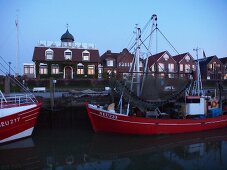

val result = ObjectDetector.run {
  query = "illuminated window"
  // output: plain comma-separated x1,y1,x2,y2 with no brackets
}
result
39,63,48,74
158,63,164,72
51,64,59,74
168,63,174,72
77,63,84,74
107,60,114,67
185,64,190,73
180,64,183,71
24,64,34,74
88,65,95,75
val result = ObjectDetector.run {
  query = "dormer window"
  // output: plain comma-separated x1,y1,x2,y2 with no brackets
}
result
45,49,54,60
64,49,72,60
82,50,90,61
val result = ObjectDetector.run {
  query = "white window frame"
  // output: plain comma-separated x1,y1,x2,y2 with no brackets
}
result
82,50,90,61
168,63,174,72
77,63,84,75
45,49,54,60
39,63,48,75
180,64,183,72
107,60,114,67
51,64,59,74
64,49,72,60
88,65,95,75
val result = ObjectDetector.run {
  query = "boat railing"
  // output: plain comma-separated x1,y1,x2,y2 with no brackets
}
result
0,93,37,109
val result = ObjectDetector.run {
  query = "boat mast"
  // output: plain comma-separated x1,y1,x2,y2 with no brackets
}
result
135,25,141,96
192,47,203,96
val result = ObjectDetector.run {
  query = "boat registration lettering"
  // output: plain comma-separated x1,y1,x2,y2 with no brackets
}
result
0,117,21,128
99,112,117,120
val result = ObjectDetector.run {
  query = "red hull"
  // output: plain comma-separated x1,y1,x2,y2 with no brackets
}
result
0,102,42,144
86,103,227,135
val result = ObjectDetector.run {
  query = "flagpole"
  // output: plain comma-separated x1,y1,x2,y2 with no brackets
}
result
15,14,19,76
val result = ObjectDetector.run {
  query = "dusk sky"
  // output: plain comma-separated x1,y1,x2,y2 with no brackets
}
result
0,0,227,74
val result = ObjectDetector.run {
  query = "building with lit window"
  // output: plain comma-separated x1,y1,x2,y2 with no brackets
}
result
32,29,100,79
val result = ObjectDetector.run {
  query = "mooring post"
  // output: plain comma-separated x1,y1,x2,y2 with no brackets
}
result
50,77,54,111
4,76,10,94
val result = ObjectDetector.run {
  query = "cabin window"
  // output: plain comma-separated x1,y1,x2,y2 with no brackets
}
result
51,64,59,74
45,49,54,60
39,63,48,74
88,65,95,75
82,50,90,61
186,98,200,103
64,49,72,60
77,63,84,74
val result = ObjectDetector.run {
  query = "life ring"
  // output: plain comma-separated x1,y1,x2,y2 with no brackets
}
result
211,100,218,107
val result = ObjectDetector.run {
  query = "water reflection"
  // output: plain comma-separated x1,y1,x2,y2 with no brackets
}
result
1,108,227,170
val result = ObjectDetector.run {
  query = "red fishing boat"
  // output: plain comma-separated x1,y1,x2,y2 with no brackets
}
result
85,15,227,135
0,58,42,144
0,91,42,144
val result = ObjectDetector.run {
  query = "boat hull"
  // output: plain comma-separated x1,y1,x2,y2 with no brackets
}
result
86,103,227,135
0,102,42,144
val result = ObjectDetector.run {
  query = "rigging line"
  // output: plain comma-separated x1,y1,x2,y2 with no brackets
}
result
139,28,157,50
0,66,29,93
139,39,152,56
157,28,179,54
0,56,17,75
126,34,136,50
0,56,33,94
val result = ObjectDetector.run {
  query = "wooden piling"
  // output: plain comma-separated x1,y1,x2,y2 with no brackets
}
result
50,77,54,111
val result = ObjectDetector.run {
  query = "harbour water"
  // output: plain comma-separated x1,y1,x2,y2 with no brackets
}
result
1,107,227,170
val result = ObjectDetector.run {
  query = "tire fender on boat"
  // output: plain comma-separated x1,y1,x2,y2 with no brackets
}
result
211,100,218,108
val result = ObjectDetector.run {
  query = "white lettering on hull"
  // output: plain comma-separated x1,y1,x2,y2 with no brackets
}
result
0,117,20,128
99,111,117,120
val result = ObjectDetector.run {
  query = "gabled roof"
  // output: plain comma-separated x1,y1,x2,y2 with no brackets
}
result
117,48,134,62
147,51,176,67
32,47,100,62
173,53,191,62
100,50,119,61
219,57,227,64
147,51,166,67
197,56,214,64
197,55,223,70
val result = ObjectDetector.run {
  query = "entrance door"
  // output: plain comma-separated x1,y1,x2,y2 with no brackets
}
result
65,66,72,79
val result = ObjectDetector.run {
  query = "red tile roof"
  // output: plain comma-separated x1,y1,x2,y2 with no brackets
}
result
147,51,166,67
32,47,100,62
172,53,188,62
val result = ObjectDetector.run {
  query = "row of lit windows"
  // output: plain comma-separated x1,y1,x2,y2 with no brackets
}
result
39,64,95,75
150,63,195,73
45,49,90,61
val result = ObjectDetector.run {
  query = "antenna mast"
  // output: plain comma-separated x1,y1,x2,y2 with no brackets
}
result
15,12,19,76
192,47,203,96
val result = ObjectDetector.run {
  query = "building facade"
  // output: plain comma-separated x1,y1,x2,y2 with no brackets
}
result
32,29,100,79
198,56,223,80
147,51,177,78
173,53,195,79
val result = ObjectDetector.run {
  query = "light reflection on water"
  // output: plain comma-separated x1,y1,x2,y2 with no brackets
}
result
1,108,227,170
